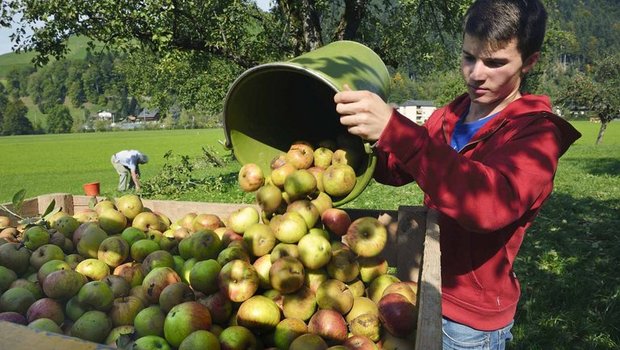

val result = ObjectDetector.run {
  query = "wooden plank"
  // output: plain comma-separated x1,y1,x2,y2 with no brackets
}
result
0,321,114,350
395,206,427,283
415,208,442,350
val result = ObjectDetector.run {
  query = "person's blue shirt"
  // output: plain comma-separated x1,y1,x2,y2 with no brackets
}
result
450,112,499,152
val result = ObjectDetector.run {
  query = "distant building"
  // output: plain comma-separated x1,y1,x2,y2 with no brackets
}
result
97,110,114,120
398,100,436,125
137,108,160,122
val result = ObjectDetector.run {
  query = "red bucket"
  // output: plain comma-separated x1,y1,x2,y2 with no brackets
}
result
83,182,100,196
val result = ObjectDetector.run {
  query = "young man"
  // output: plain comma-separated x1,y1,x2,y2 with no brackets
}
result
111,149,149,191
334,0,581,348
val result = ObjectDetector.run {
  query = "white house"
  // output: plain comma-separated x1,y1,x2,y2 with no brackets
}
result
398,100,436,125
97,111,114,120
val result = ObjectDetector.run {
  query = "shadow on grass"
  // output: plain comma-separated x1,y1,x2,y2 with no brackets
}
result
563,157,620,177
510,192,620,350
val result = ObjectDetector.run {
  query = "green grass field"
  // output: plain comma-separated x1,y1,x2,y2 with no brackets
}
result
0,128,231,203
0,121,618,348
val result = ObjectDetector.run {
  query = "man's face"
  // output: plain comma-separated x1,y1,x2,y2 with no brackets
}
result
461,34,533,107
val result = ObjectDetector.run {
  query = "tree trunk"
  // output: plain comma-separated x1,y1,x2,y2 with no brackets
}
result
334,0,368,41
596,119,607,145
278,0,323,55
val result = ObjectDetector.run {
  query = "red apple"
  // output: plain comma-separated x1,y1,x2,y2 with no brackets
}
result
377,293,417,338
307,309,348,344
321,208,352,237
238,163,265,192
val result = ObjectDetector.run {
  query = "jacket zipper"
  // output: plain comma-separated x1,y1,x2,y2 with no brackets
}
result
447,118,510,154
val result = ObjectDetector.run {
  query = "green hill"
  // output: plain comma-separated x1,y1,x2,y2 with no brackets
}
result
0,36,97,78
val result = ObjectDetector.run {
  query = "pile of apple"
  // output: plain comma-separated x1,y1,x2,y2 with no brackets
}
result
0,142,418,350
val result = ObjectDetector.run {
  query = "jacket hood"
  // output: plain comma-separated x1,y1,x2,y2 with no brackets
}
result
445,93,581,155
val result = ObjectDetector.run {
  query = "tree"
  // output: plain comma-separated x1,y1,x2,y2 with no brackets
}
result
558,54,620,145
46,105,73,134
1,0,468,114
2,99,33,135
0,84,8,134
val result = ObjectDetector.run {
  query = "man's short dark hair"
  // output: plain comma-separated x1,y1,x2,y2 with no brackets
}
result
463,0,548,60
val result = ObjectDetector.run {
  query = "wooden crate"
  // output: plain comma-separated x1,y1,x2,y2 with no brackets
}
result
0,193,441,350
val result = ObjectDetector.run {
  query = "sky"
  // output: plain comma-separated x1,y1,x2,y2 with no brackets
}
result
0,0,273,55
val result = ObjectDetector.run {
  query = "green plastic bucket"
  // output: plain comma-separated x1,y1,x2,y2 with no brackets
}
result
223,40,390,206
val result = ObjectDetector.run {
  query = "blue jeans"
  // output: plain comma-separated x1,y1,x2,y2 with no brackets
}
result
442,318,514,350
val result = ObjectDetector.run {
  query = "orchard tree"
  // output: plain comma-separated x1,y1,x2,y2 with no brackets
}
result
46,105,73,134
1,0,469,114
558,54,620,145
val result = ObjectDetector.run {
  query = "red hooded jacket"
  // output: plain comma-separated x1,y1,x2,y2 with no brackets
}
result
373,93,581,330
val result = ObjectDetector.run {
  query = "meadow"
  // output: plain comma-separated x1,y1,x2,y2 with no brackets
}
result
0,121,618,348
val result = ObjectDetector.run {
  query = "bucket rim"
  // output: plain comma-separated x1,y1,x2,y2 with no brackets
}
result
222,62,339,149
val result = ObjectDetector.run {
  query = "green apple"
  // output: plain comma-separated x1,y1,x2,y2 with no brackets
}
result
37,259,71,285
178,330,220,350
108,295,145,327
283,169,317,200
227,206,260,234
286,199,320,229
315,279,354,315
158,282,195,313
0,266,17,294
322,164,357,198
326,248,359,283
132,335,171,350
28,318,62,333
236,295,281,331
131,239,161,262
218,325,258,350
98,208,128,235
141,250,175,275
343,217,388,258
297,233,331,270
178,230,222,261
98,236,130,268
52,214,80,238
22,225,50,250
132,212,163,232
272,318,307,350
218,259,259,303
189,259,221,295
29,244,65,271
121,227,148,246
272,212,307,244
76,280,115,311
115,194,144,220
282,285,317,321
243,223,276,258
0,243,31,276
75,258,110,281
70,310,113,343
0,287,35,314
134,305,166,338
74,222,108,259
269,256,305,294
163,301,212,348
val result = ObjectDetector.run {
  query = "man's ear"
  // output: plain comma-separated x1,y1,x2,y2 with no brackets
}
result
522,52,540,74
